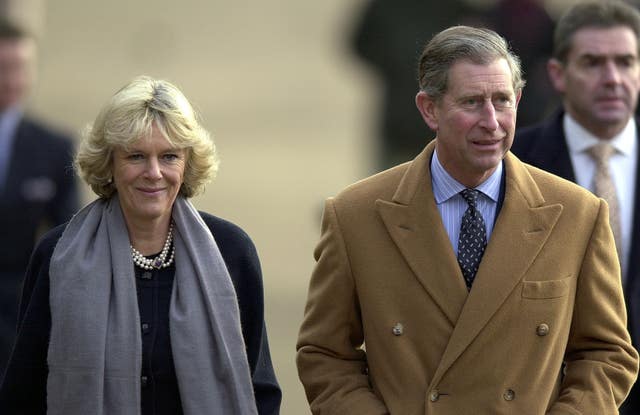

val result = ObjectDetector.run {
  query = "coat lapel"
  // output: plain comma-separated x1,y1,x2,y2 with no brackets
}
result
377,142,468,325
428,152,563,388
524,110,575,182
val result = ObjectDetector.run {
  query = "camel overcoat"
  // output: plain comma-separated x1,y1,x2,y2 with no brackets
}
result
297,141,639,415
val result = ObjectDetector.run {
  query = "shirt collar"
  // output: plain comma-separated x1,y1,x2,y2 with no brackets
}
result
431,148,502,204
564,112,636,157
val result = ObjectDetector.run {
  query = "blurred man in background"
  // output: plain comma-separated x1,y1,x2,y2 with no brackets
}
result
0,18,78,381
350,0,483,171
511,2,640,411
351,0,555,172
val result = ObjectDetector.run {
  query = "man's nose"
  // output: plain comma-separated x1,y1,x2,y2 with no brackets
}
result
603,60,622,84
479,101,499,130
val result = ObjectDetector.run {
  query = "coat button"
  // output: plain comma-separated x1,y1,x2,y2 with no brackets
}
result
141,323,150,334
503,389,515,401
429,390,440,402
536,323,550,336
392,323,403,336
141,375,149,388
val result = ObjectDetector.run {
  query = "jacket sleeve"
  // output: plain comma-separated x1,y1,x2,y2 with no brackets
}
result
548,200,639,414
211,216,282,415
296,199,389,414
237,244,282,415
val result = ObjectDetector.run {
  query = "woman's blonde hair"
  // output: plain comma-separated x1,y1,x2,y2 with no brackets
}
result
75,76,218,198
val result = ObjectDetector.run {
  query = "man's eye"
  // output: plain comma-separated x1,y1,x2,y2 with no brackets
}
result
583,57,602,67
618,57,637,68
494,96,513,107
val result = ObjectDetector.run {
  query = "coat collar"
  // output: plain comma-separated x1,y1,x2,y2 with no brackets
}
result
376,140,563,386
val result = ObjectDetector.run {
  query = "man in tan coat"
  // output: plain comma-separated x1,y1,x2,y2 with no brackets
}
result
296,25,639,414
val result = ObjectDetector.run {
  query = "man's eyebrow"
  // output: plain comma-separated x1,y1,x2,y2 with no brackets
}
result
578,52,636,59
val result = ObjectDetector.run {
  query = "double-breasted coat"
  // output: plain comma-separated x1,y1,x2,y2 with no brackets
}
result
297,140,638,414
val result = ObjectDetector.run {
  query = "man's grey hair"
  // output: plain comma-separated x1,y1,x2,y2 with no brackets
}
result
418,25,525,101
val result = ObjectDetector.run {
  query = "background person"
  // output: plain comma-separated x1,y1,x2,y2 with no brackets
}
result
350,0,483,171
0,76,281,414
0,18,79,382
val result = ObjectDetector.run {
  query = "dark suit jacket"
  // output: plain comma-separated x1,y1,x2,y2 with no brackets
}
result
512,109,640,412
0,211,282,415
0,117,79,272
0,116,79,380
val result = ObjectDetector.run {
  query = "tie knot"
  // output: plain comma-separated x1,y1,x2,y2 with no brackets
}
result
588,142,616,164
460,189,481,207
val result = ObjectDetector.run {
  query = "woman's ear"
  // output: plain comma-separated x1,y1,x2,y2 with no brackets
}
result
415,91,439,131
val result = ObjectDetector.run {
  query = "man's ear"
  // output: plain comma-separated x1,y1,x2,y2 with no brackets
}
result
547,58,566,94
416,91,439,131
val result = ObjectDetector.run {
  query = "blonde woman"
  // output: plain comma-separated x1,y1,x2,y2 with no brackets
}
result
0,76,281,415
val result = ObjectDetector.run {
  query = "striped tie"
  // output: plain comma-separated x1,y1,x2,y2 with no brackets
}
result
588,143,622,259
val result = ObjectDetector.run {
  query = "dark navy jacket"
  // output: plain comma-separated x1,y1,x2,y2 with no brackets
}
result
0,117,79,380
0,211,282,414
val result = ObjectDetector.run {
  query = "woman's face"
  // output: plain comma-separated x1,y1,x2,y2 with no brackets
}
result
112,125,186,226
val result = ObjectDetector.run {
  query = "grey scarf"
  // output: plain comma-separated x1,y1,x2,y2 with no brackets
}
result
47,195,258,415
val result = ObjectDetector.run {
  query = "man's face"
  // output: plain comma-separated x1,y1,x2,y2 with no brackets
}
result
548,26,640,139
416,58,520,188
0,37,34,112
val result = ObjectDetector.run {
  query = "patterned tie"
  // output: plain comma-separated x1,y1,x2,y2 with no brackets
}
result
588,143,622,259
457,189,487,289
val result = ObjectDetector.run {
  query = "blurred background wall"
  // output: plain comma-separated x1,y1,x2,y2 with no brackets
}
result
2,0,601,413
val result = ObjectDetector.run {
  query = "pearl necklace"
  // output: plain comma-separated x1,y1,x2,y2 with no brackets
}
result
131,222,175,270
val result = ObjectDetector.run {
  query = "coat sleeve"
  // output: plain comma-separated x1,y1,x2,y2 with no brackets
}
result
234,240,282,415
208,215,282,415
548,200,639,414
296,199,389,414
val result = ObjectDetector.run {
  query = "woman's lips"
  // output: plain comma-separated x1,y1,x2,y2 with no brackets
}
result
138,187,165,195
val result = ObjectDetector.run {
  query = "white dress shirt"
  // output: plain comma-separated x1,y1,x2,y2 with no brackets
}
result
564,113,637,280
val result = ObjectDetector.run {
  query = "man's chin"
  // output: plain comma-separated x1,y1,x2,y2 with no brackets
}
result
595,112,633,126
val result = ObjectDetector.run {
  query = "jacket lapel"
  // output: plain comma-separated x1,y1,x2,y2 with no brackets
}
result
525,110,575,182
377,141,468,325
428,152,563,388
